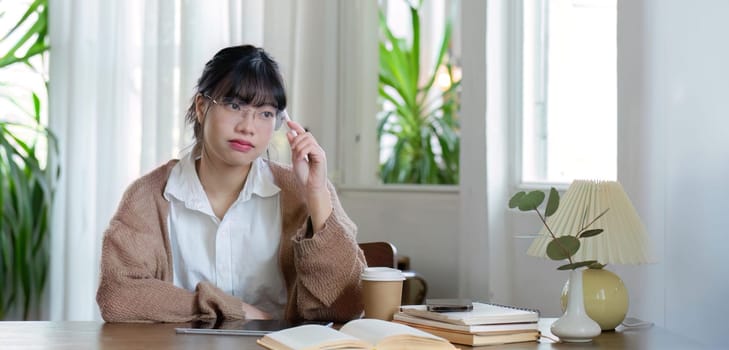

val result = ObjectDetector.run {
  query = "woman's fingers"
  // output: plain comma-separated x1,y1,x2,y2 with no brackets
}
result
286,119,313,160
286,119,306,137
286,121,324,163
290,133,323,161
283,117,327,191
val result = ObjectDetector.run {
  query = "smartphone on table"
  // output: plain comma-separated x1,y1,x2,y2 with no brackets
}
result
425,298,473,312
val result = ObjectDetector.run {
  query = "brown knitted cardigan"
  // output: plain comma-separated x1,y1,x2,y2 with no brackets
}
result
96,160,365,323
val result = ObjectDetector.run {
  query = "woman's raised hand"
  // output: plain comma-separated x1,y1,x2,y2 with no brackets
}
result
286,119,332,232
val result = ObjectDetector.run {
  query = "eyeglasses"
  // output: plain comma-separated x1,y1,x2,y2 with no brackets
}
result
203,94,284,130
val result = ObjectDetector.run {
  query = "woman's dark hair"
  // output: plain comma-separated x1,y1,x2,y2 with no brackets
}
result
184,45,287,149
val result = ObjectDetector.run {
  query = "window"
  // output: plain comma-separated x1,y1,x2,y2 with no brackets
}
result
376,0,461,185
521,0,617,184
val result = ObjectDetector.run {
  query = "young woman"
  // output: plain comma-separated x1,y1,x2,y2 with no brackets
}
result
96,45,365,323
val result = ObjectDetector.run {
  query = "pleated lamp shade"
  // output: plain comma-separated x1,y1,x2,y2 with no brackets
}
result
527,180,652,265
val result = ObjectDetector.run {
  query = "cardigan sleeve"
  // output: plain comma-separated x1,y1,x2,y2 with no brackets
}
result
96,220,245,322
289,180,366,322
96,169,245,323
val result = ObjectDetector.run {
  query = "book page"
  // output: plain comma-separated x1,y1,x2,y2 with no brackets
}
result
339,319,444,345
260,324,370,350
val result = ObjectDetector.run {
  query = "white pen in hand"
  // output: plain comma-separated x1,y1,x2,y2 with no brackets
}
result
282,110,309,162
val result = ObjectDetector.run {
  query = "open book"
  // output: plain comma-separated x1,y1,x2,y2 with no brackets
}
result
400,302,539,325
256,318,458,350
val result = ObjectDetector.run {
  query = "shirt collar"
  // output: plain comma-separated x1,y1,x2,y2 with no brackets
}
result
239,157,281,202
164,153,281,209
163,153,208,212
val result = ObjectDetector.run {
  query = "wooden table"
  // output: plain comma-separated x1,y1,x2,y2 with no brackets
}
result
0,318,709,349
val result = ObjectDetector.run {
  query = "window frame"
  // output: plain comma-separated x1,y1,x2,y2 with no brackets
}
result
334,0,460,191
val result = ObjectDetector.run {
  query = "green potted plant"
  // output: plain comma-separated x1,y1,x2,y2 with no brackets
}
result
1,0,57,320
508,188,604,342
377,0,460,184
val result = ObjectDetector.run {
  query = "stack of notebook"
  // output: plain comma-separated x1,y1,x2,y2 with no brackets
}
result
394,302,541,346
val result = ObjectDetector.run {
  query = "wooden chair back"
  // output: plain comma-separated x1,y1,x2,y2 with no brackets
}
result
358,241,428,304
358,241,398,268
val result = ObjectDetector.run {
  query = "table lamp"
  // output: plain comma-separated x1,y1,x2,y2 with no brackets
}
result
526,180,652,330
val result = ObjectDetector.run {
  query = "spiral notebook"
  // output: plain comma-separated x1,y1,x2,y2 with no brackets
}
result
400,302,539,326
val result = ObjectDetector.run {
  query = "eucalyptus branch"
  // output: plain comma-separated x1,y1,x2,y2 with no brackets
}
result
508,187,606,270
577,208,610,235
534,208,556,238
534,208,574,265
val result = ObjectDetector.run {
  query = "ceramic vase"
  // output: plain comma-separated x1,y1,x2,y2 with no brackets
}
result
550,269,602,342
560,268,628,330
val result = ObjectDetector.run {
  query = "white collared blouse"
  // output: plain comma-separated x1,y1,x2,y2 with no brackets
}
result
163,153,287,318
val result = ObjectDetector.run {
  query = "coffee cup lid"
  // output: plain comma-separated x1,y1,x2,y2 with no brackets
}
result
360,267,405,281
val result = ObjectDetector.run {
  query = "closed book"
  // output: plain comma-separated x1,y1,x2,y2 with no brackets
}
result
405,324,540,346
393,312,539,333
400,302,539,326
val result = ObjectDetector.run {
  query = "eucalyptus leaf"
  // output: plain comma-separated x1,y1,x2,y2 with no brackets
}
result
558,260,599,270
517,191,545,211
546,236,580,260
508,191,526,208
588,262,606,269
545,187,559,217
578,228,604,238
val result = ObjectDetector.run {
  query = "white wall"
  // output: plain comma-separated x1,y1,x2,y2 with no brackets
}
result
339,189,460,299
617,0,729,346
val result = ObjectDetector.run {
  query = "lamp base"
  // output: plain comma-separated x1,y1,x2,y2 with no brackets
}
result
561,267,628,330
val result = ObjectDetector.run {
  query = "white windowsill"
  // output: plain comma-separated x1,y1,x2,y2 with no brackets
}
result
516,181,570,192
336,184,459,194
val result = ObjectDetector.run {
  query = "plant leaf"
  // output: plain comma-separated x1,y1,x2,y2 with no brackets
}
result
0,6,48,69
508,191,526,208
546,236,580,260
557,260,599,270
0,11,56,314
588,262,606,269
409,4,420,95
0,0,44,42
578,228,604,238
545,187,560,217
517,190,545,211
377,0,459,185
32,92,41,123
422,16,451,93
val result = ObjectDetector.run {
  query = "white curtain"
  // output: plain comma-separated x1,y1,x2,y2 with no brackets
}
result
47,0,338,321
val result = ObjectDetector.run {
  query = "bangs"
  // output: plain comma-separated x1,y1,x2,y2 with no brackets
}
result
209,61,286,110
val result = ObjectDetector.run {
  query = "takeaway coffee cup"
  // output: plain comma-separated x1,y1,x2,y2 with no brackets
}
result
360,267,405,320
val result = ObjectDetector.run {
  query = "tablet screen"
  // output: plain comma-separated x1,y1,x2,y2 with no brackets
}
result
174,319,330,336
